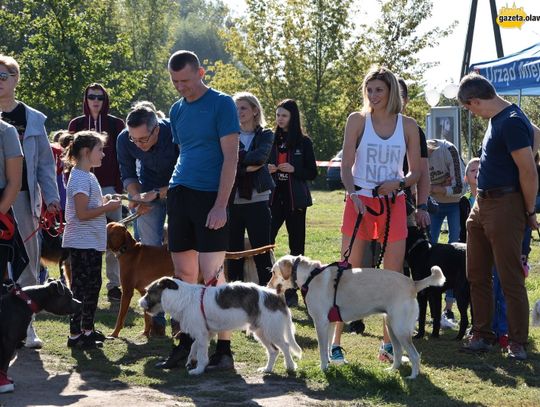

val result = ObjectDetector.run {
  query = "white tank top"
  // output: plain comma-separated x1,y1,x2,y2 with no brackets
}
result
352,112,406,197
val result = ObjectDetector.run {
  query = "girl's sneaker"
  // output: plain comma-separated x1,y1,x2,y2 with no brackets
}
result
378,342,394,362
330,345,347,364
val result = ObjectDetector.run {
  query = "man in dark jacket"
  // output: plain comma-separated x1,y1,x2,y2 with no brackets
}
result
68,83,125,302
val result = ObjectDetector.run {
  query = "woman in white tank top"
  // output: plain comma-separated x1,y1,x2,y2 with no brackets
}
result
329,67,421,365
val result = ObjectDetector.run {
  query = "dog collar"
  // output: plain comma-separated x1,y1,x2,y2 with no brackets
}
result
291,257,302,289
11,286,41,313
407,237,430,257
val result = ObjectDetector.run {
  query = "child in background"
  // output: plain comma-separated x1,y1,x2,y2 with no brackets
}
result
62,131,121,349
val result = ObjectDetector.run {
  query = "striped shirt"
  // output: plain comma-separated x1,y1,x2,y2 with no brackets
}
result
62,168,106,251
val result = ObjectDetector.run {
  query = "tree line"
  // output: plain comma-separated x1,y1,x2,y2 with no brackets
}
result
1,0,458,159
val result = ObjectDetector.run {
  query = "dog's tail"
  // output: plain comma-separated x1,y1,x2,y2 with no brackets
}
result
532,300,540,327
285,312,302,359
414,266,445,293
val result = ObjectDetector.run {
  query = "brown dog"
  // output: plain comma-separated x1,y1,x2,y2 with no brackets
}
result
107,222,275,338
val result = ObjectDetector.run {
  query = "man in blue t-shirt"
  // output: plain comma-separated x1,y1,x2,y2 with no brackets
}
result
458,73,537,361
155,50,240,370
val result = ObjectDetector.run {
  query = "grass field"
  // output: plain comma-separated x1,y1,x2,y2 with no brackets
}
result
35,190,540,406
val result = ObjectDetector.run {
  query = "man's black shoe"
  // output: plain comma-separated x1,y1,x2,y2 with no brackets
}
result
155,344,190,369
348,319,366,335
205,352,234,371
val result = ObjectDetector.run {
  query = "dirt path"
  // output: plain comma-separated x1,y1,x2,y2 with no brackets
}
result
1,349,330,407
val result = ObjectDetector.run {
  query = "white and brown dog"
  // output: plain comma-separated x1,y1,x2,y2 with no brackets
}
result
139,277,302,375
268,255,445,379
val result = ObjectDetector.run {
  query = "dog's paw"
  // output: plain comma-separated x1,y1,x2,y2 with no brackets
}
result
187,367,204,375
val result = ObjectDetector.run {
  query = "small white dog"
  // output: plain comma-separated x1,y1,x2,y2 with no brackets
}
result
532,299,540,327
139,277,301,375
267,255,445,379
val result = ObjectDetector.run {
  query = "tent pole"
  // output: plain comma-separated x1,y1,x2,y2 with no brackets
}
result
518,89,522,107
468,110,472,160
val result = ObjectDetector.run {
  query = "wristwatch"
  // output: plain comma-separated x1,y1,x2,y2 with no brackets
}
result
416,203,428,211
153,188,161,199
398,178,406,191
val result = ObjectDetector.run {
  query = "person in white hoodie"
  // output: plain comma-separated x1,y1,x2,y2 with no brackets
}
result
0,55,60,349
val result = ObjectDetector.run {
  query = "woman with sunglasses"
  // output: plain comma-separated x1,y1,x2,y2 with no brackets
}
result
68,83,125,303
0,55,61,349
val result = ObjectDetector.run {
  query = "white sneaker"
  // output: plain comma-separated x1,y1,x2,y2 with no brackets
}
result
440,313,458,329
25,322,43,349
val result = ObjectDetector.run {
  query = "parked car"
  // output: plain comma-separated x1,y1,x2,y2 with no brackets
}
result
326,150,343,190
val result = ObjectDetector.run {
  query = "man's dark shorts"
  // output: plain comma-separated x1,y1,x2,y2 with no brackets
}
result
167,185,229,252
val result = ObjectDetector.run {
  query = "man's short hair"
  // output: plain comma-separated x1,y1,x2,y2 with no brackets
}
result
0,55,20,75
168,50,200,72
126,106,158,131
398,78,408,101
458,73,497,104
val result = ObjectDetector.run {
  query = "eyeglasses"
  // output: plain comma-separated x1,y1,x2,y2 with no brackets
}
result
0,72,16,81
128,125,158,144
87,94,105,101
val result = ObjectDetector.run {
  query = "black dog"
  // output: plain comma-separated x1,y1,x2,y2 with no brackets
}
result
0,279,81,392
405,227,470,340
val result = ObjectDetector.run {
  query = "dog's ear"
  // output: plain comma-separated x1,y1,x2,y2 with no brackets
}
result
158,277,179,290
278,256,295,281
48,280,65,296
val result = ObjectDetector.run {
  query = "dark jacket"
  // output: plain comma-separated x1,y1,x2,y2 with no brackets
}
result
236,126,275,195
67,83,125,193
269,135,317,210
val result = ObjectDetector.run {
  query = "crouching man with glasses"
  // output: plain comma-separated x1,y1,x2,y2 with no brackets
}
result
116,103,178,336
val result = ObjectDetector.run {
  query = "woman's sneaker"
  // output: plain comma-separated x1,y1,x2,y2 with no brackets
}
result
0,375,14,394
330,345,347,364
378,342,394,362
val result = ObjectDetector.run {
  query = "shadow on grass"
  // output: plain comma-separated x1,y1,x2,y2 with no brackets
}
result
414,332,540,390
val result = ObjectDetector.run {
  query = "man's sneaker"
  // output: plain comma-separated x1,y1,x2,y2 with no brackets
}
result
498,334,509,349
461,335,493,353
441,312,458,329
107,287,122,302
0,374,14,394
85,330,107,342
25,322,43,349
330,345,347,364
67,335,82,348
155,344,190,369
507,341,527,360
205,352,235,371
378,342,394,363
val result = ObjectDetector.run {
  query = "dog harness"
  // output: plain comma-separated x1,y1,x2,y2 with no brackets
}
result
11,285,40,313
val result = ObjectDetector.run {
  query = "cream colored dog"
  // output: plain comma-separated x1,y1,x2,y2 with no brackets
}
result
268,255,445,379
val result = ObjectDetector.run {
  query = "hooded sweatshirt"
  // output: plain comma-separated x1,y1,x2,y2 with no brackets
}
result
67,84,125,193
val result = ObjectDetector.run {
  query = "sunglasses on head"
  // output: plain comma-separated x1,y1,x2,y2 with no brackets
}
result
0,72,16,81
87,94,105,101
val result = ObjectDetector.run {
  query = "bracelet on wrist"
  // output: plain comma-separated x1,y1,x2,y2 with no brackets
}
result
416,203,428,211
525,210,536,217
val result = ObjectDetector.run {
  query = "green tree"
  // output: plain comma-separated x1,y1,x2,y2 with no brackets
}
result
173,0,231,64
215,0,354,158
0,0,144,130
361,0,456,79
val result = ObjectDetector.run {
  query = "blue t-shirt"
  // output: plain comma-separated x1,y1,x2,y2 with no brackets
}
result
116,119,178,192
169,88,240,191
478,104,533,190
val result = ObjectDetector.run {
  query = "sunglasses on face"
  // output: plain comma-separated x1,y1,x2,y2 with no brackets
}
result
128,125,158,144
0,72,16,81
87,94,105,101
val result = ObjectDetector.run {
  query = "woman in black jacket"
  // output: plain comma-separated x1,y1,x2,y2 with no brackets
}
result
268,99,317,256
227,92,275,285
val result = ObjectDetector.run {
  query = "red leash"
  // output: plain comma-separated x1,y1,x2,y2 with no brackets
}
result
24,208,65,243
0,212,15,240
